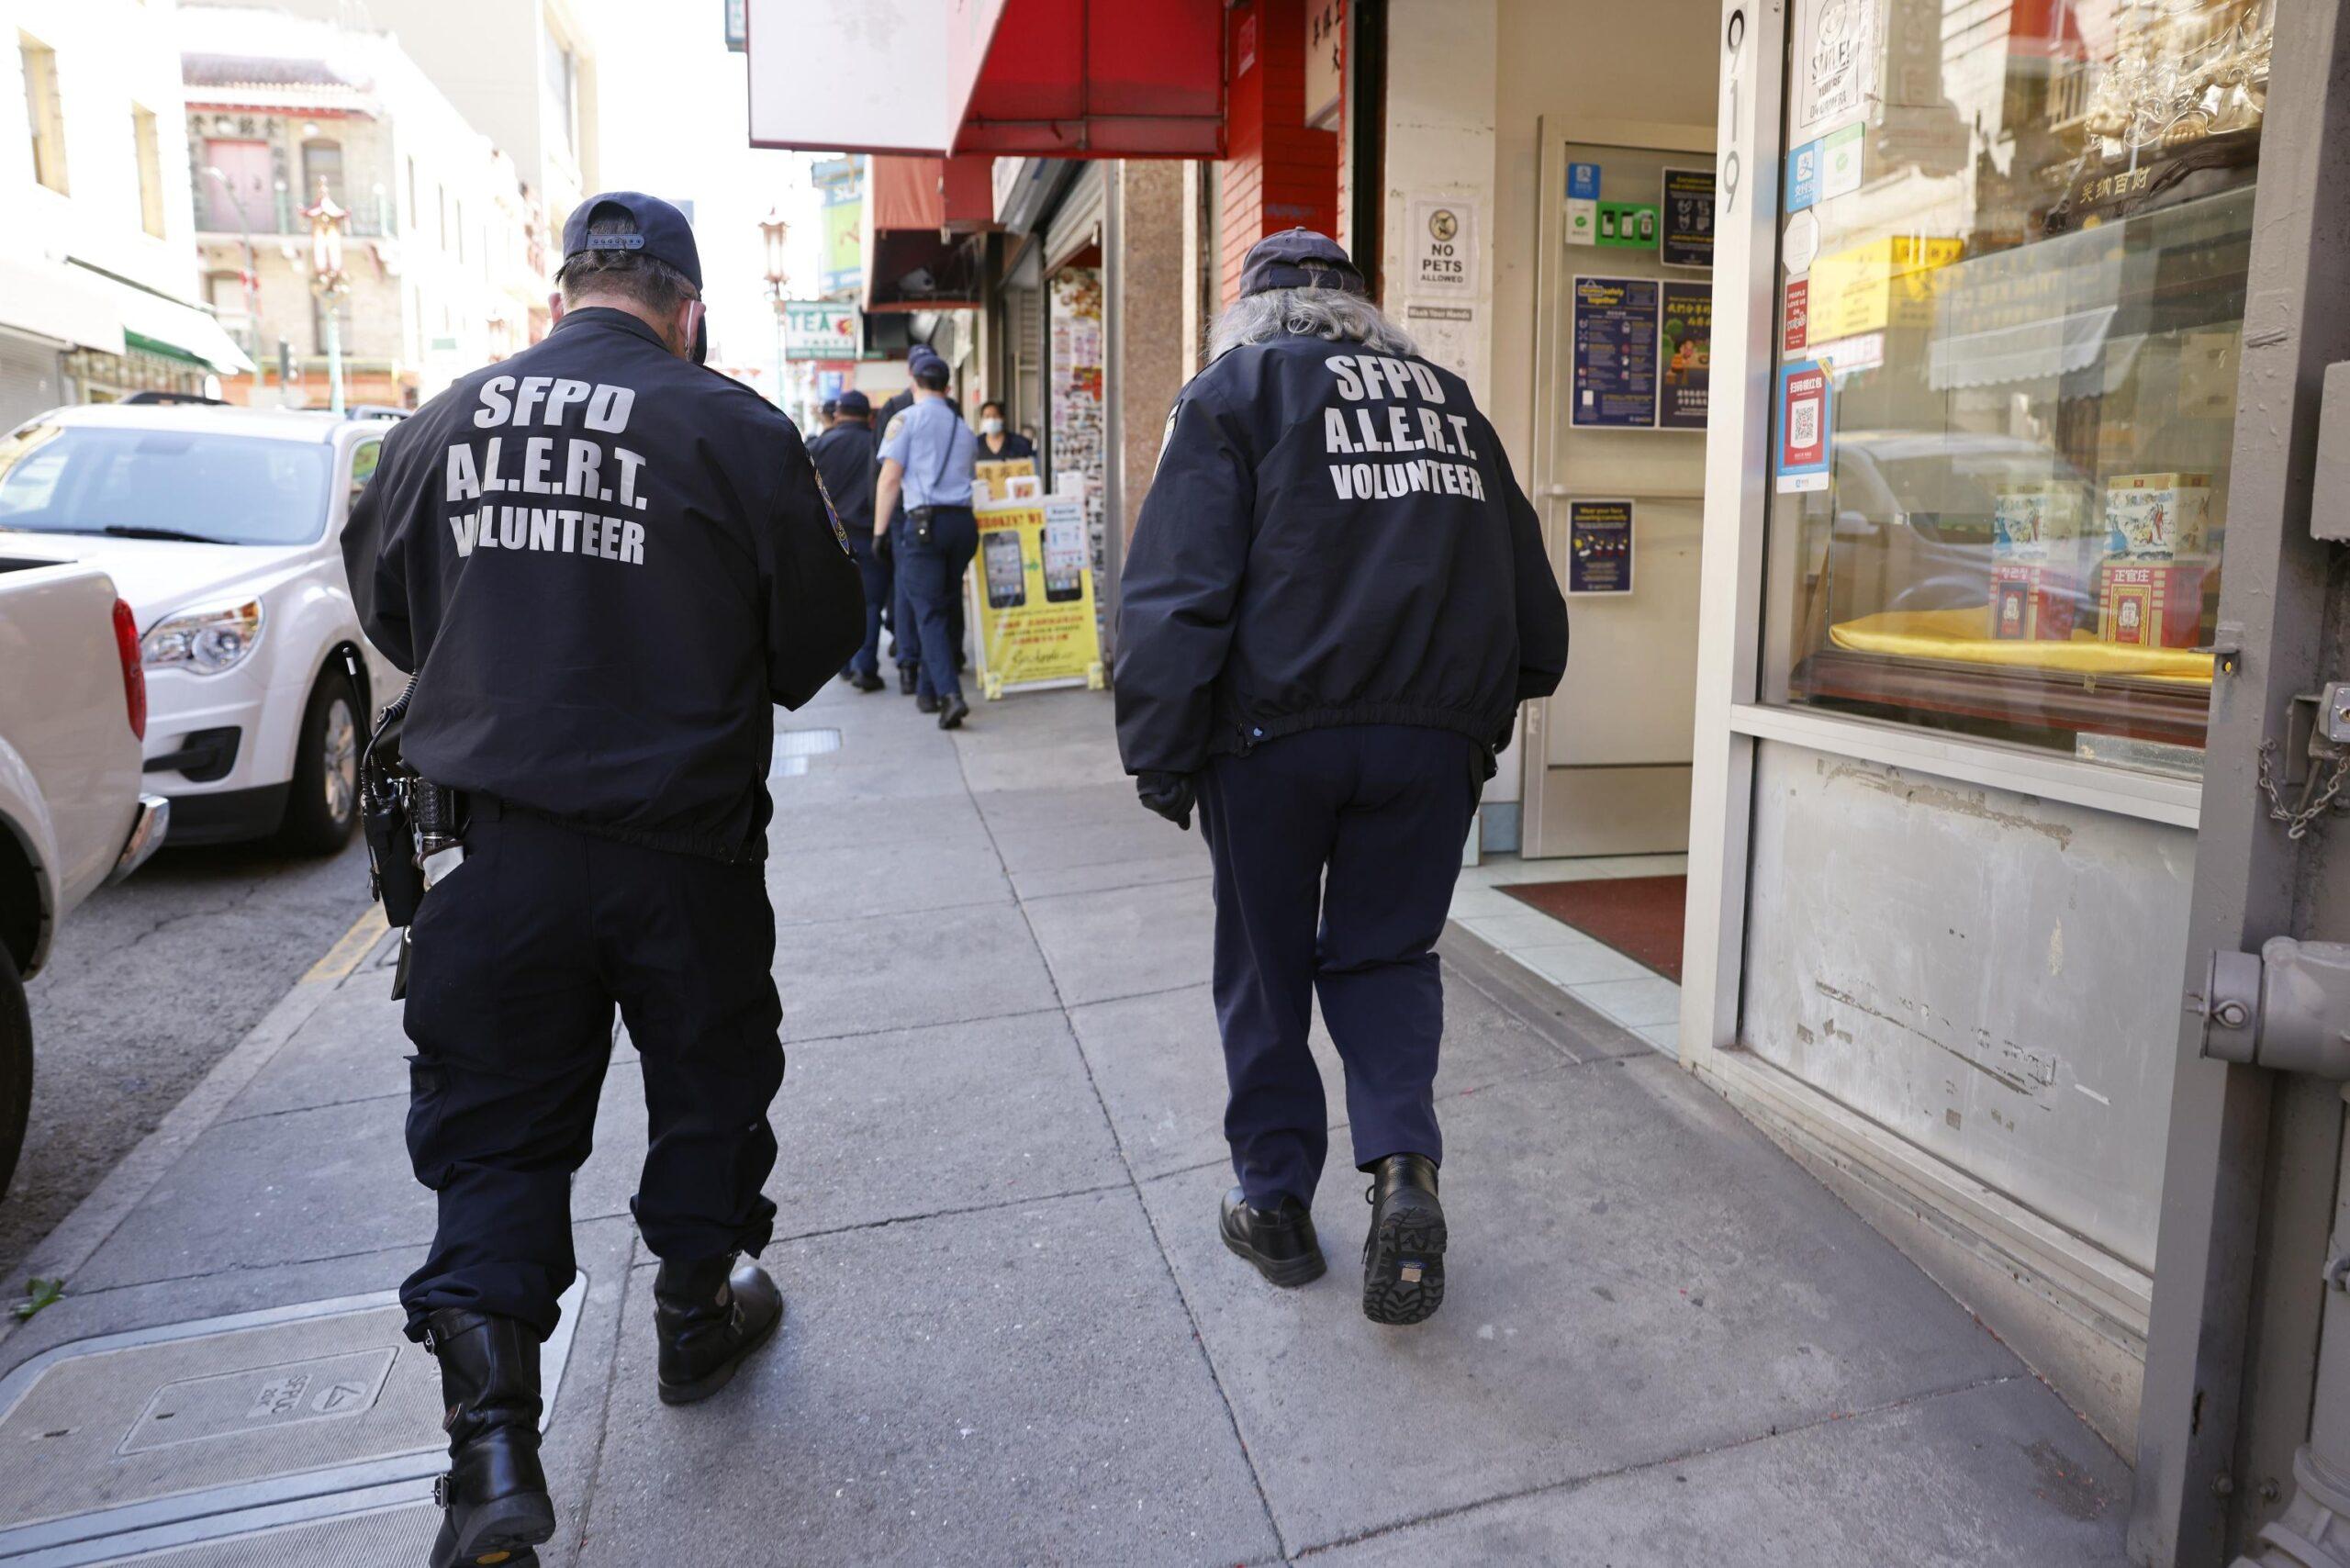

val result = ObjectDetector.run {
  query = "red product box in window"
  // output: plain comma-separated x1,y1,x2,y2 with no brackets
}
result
2096,558,2210,649
1991,561,2082,641
1991,484,2092,641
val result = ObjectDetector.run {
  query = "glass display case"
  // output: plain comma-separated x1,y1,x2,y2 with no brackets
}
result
1761,0,2273,776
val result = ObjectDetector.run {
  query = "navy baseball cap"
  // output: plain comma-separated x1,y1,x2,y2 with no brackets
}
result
561,192,702,292
836,389,872,417
907,344,946,376
1237,228,1366,298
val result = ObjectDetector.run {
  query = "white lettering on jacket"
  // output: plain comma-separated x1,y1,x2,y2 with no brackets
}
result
449,373,647,564
1318,353,1482,502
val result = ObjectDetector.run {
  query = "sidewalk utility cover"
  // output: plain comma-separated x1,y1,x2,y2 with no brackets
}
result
0,1282,582,1563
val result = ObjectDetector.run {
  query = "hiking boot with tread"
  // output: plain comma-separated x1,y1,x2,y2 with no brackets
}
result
1361,1154,1447,1326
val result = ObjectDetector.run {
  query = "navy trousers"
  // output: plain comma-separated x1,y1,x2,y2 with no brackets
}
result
845,535,889,678
398,806,783,1342
1196,724,1484,1209
890,513,921,677
900,505,978,703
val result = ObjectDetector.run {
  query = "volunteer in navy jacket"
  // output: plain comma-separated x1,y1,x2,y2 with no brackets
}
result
811,388,886,689
341,192,863,1567
1114,229,1569,1327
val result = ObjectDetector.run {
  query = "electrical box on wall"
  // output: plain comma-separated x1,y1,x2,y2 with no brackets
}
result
2313,361,2350,542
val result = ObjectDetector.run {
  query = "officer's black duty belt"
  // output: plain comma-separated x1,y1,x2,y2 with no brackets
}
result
466,792,767,868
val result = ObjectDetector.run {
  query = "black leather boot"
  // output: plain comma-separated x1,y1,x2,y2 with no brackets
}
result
897,666,918,694
654,1254,784,1406
1361,1154,1447,1325
422,1310,554,1568
936,694,970,730
1219,1188,1326,1287
915,691,941,714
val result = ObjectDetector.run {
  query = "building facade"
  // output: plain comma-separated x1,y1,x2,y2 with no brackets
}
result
178,6,548,409
0,0,250,429
191,0,600,254
1353,1,2345,1561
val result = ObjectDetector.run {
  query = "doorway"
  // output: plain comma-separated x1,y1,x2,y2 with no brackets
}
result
1520,122,1717,861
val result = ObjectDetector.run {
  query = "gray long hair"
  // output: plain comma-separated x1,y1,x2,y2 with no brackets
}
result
1208,287,1417,362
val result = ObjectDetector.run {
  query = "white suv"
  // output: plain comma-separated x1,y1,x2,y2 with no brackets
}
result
0,398,404,852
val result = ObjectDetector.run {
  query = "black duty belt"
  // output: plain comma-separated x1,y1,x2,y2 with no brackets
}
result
467,792,767,868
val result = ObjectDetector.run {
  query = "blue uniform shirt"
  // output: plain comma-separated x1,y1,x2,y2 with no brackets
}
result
878,397,978,509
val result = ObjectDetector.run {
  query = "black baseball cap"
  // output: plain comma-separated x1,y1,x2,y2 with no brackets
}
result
836,389,871,417
561,192,702,292
1237,228,1366,298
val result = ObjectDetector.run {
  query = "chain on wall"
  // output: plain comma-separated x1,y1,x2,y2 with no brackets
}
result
2256,739,2350,840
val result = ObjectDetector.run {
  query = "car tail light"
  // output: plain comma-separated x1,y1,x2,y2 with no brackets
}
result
111,598,146,741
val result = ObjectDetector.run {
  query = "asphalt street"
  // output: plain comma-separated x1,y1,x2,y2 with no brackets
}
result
8,831,374,1290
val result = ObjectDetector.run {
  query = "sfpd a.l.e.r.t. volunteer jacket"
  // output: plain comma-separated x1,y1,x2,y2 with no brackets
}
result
341,306,866,861
1113,333,1571,777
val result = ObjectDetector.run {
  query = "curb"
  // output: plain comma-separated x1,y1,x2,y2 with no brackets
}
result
0,904,389,1351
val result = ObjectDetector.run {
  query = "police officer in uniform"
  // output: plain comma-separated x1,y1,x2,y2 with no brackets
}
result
811,388,887,691
875,346,966,700
341,192,864,1566
876,347,979,729
873,366,921,694
1115,230,1569,1327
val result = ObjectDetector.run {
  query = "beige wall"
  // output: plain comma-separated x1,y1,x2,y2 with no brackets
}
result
1378,0,1718,812
1487,0,1722,472
1379,0,1496,403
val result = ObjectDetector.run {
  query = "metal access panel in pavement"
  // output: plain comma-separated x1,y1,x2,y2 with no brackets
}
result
0,1282,585,1565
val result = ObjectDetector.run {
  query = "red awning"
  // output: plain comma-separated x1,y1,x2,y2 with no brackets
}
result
953,0,1225,157
864,155,990,310
746,0,1223,160
869,155,997,234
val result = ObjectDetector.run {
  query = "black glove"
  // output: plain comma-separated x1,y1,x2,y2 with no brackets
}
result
1136,770,1196,832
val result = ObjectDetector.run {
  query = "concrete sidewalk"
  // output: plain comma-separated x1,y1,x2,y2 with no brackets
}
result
0,681,2136,1566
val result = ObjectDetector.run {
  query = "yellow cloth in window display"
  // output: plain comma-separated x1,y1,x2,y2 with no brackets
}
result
1827,606,2213,685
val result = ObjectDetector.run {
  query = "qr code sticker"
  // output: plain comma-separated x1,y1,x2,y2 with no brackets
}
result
1789,400,1818,448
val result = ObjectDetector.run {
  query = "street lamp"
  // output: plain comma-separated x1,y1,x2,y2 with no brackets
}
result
760,207,789,410
301,178,351,415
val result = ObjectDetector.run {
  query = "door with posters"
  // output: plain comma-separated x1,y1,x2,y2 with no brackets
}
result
1522,124,1718,858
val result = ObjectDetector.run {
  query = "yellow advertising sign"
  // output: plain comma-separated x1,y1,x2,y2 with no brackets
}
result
975,456,1036,503
1805,236,1962,341
969,496,1105,697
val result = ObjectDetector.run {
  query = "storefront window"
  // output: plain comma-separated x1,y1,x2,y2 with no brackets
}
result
1762,0,2270,776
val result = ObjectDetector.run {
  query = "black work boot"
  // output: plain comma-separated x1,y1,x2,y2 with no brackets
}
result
422,1310,554,1568
1361,1154,1447,1325
915,691,941,714
653,1254,784,1406
1219,1188,1326,1287
897,666,918,694
937,694,970,730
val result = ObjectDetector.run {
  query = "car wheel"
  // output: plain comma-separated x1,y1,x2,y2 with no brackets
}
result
275,666,362,856
0,945,30,1200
